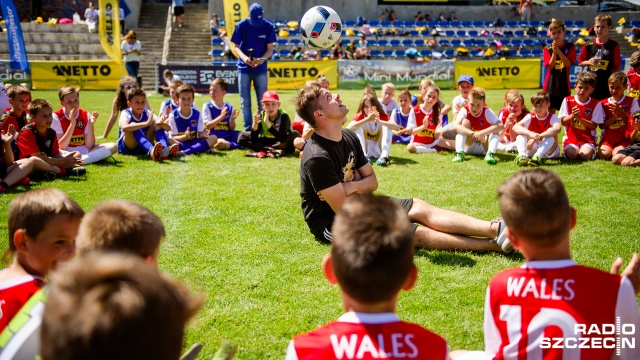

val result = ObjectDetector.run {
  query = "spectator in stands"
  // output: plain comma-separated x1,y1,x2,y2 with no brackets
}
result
438,13,447,22
210,14,220,36
520,0,532,22
448,11,457,22
425,13,433,22
218,30,235,61
158,69,180,96
331,43,343,59
121,30,142,79
84,2,98,33
172,0,185,29
361,23,372,36
387,9,397,22
345,40,357,59
378,11,387,22
415,11,424,22
292,46,303,60
230,2,276,130
356,35,370,60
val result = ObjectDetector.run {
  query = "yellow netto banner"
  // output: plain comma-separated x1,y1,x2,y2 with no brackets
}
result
31,61,124,90
98,0,122,63
223,0,248,41
267,61,338,90
455,59,541,89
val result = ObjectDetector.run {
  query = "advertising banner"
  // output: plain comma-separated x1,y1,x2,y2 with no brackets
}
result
268,61,338,90
31,61,124,90
0,61,30,87
157,64,239,93
223,0,248,40
455,59,541,89
1,0,31,86
338,60,454,89
98,0,122,63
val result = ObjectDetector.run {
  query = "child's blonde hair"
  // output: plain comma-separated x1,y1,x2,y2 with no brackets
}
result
548,19,565,32
27,99,52,117
419,79,435,94
502,89,519,107
363,85,376,97
469,88,486,102
505,90,530,116
576,71,597,88
210,78,228,92
176,84,195,98
381,82,395,91
170,80,184,89
594,14,612,27
5,189,84,265
58,86,79,101
608,72,628,87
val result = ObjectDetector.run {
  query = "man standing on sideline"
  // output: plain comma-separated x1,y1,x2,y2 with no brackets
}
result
230,3,275,130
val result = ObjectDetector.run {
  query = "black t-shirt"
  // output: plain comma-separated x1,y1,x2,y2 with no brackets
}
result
300,129,368,235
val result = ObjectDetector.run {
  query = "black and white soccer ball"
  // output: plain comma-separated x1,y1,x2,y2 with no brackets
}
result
300,6,342,49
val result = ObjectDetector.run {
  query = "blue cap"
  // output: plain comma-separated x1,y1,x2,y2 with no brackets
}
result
457,74,474,86
249,3,264,27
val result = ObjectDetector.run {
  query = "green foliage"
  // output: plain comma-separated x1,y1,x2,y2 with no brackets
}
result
1,89,637,358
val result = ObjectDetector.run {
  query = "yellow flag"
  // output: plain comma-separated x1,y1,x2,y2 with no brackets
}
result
223,0,248,41
98,0,122,63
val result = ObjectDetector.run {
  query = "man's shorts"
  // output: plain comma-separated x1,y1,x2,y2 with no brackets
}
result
173,6,185,16
616,142,640,159
312,197,417,243
0,162,8,179
549,94,566,110
600,139,631,151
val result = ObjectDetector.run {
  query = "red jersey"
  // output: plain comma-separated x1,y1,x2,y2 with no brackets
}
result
600,96,638,146
463,106,497,131
0,275,44,331
352,112,390,142
53,108,90,147
485,260,640,360
412,105,439,145
286,312,448,360
627,68,640,99
561,96,603,145
525,112,557,134
0,111,28,134
17,123,60,159
498,108,529,141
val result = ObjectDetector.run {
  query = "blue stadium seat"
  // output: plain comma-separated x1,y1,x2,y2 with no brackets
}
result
484,21,494,27
439,39,451,47
377,39,389,47
505,20,518,28
392,20,403,27
531,48,543,57
514,30,526,37
449,21,461,28
415,21,425,27
320,49,330,57
341,30,347,37
509,49,518,57
631,20,640,27
402,39,414,47
475,39,487,47
438,21,449,28
211,49,224,57
409,30,419,37
522,39,535,46
370,49,381,57
511,39,522,47
445,30,456,37
468,30,479,37
443,49,457,57
390,39,401,47
414,39,425,47
456,30,467,37
395,49,406,57
381,20,391,27
529,20,541,27
461,20,472,28
533,39,544,46
289,39,301,46
571,29,581,37
421,49,432,57
471,20,483,28
519,48,532,57
382,49,394,57
340,39,350,46
470,49,481,57
451,39,462,47
344,20,356,27
367,39,378,47
211,38,224,46
564,20,574,27
369,20,380,27
463,39,475,47
277,39,289,46
289,29,300,36
404,20,414,27
537,30,548,37
574,20,585,28
545,38,553,45
426,21,437,28
278,48,291,57
500,39,512,47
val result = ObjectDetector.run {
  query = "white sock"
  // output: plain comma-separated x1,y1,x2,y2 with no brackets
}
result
535,137,555,157
455,133,466,152
516,135,528,156
354,128,368,157
487,134,500,153
82,146,113,164
415,144,437,153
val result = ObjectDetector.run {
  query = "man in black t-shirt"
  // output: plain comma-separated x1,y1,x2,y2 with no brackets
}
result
296,83,512,253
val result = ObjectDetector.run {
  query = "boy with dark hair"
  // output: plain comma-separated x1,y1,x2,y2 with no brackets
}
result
543,20,576,113
17,99,86,177
578,14,621,100
286,194,449,359
612,110,640,166
169,84,218,155
41,252,202,360
558,71,604,160
598,72,639,160
0,85,31,135
451,169,640,360
512,91,561,166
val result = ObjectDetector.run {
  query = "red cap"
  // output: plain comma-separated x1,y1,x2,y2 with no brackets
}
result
261,91,279,102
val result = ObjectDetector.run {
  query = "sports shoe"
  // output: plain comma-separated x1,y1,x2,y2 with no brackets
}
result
16,177,30,186
490,217,514,254
42,172,57,181
452,151,465,163
529,154,541,167
484,152,497,165
256,151,268,158
67,167,87,176
205,148,216,154
149,142,163,161
161,143,179,159
515,155,529,167
176,150,186,157
375,157,389,166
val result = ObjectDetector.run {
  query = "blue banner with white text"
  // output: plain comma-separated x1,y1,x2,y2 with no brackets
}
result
1,0,30,76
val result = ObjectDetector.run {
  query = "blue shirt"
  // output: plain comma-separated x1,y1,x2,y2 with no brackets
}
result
230,18,276,74
172,0,183,7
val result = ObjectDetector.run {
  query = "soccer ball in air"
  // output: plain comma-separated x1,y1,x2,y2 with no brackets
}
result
300,6,341,49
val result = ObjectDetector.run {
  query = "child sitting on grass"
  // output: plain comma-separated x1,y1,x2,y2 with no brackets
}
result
202,78,241,150
169,84,218,155
0,85,31,136
52,86,117,164
0,189,83,331
406,85,454,153
496,89,529,153
612,110,640,167
17,99,86,177
286,194,449,359
598,72,639,160
0,124,32,191
389,90,415,145
512,91,561,166
117,88,178,161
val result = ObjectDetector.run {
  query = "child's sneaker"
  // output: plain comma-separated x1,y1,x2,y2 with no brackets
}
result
16,177,30,186
161,143,179,159
67,167,87,176
484,152,497,165
452,151,465,163
515,155,529,167
490,217,514,254
149,142,163,161
529,154,541,167
375,157,389,166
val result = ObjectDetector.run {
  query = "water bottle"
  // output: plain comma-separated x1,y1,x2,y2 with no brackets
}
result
593,47,603,61
248,48,254,61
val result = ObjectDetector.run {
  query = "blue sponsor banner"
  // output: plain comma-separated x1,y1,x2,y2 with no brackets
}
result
1,0,30,75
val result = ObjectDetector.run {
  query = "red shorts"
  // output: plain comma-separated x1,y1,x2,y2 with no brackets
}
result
600,140,631,150
292,120,304,135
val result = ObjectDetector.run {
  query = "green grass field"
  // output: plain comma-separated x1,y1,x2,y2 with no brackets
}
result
1,88,638,359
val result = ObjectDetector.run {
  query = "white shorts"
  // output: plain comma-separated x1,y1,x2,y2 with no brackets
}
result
563,142,597,159
61,145,90,155
454,351,492,360
497,141,517,153
466,141,486,155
